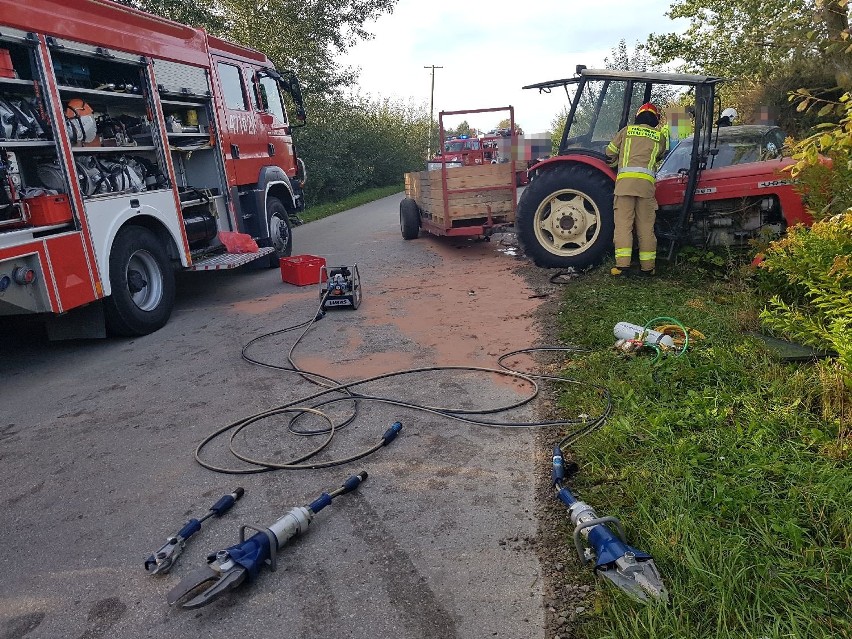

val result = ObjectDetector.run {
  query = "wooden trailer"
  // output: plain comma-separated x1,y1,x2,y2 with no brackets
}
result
400,106,518,240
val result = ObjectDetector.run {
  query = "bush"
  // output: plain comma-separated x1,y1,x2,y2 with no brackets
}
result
294,94,429,206
759,211,852,390
786,92,852,220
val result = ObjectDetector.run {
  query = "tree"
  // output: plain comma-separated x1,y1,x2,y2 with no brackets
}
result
294,93,431,204
112,0,225,33
496,119,524,135
116,0,398,95
647,0,851,90
445,120,473,138
604,39,655,71
549,105,569,155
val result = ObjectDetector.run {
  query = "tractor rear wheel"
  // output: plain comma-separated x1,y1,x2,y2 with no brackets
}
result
516,163,614,269
400,197,420,240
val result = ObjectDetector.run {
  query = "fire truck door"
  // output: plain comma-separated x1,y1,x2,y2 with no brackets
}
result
212,58,265,186
254,72,295,173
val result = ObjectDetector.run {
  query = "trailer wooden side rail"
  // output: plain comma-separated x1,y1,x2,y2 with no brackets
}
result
400,106,517,239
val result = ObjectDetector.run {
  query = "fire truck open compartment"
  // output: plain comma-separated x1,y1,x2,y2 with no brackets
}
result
0,0,307,337
0,28,235,255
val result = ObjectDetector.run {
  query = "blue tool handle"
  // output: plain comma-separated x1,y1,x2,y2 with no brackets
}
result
310,471,369,512
177,518,202,539
557,487,578,508
382,421,403,445
209,487,245,516
340,471,367,494
309,492,333,513
227,532,271,580
552,446,565,485
588,525,651,568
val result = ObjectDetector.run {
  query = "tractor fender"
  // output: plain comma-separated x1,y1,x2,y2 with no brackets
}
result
529,154,616,182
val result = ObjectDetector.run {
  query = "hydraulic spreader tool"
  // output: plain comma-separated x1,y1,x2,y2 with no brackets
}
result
145,487,245,575
552,447,668,602
167,472,368,609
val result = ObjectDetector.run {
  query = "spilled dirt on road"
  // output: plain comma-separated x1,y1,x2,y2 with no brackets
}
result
296,235,545,388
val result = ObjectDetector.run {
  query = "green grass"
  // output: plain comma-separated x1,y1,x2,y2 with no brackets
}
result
301,184,403,224
552,260,851,639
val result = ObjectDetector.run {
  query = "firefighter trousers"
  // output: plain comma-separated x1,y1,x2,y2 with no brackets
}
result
613,195,657,271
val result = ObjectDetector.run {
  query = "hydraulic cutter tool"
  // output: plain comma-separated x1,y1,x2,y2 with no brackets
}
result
168,472,368,609
145,487,245,575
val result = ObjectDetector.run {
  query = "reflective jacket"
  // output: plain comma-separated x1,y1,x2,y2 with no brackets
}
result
606,125,669,198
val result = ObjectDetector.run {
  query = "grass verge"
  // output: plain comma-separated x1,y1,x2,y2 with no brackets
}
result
549,261,851,639
301,184,403,224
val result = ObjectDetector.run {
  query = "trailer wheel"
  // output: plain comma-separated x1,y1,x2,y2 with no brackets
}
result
104,226,175,336
266,196,293,266
516,163,614,269
400,198,420,240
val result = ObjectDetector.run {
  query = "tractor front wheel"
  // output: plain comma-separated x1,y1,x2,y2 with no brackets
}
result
516,163,614,269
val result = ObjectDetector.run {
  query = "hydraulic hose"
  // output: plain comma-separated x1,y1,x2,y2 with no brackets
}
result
195,296,613,474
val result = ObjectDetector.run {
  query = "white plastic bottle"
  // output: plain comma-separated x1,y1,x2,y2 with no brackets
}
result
613,322,675,349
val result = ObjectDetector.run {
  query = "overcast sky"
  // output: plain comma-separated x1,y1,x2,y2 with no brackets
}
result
338,0,687,135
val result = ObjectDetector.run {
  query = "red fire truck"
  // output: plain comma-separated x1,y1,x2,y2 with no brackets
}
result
428,131,550,187
0,0,307,337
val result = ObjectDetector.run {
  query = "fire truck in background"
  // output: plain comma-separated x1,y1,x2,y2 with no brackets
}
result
0,0,307,338
428,130,551,186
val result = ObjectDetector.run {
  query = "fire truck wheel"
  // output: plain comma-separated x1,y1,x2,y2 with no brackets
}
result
266,196,293,266
104,225,175,336
516,163,614,269
400,198,420,240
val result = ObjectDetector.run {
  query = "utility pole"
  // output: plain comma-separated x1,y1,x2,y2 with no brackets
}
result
424,65,443,158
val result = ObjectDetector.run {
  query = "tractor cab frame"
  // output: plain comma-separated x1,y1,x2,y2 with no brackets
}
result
518,67,732,268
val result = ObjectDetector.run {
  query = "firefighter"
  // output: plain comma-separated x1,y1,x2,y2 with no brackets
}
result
605,102,668,277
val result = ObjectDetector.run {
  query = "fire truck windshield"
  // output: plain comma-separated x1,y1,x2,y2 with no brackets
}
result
444,139,481,152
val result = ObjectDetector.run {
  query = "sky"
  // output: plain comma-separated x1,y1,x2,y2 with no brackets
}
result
338,0,688,136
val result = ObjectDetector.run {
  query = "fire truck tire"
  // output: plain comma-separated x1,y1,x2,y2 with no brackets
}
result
104,226,175,336
266,196,293,267
400,198,420,240
516,163,614,269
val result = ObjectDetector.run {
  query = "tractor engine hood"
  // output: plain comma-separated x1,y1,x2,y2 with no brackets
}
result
655,159,795,208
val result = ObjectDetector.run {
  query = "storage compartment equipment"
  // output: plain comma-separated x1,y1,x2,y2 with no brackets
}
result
25,193,73,225
0,32,60,230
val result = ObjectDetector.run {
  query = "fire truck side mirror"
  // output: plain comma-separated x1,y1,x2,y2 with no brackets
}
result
281,75,306,127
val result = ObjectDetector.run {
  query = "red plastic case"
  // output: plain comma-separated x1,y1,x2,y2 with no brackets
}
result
0,49,14,79
25,194,73,226
280,255,327,286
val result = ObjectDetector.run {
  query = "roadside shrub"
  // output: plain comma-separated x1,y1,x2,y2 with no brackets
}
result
759,210,852,394
785,91,852,220
294,94,429,205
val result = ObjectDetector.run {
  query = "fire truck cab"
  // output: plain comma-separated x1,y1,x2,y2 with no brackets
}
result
0,0,307,337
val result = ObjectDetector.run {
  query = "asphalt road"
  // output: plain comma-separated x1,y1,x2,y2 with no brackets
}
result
0,193,551,639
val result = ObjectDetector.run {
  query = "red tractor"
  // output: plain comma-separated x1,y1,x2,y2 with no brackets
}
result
517,67,810,269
